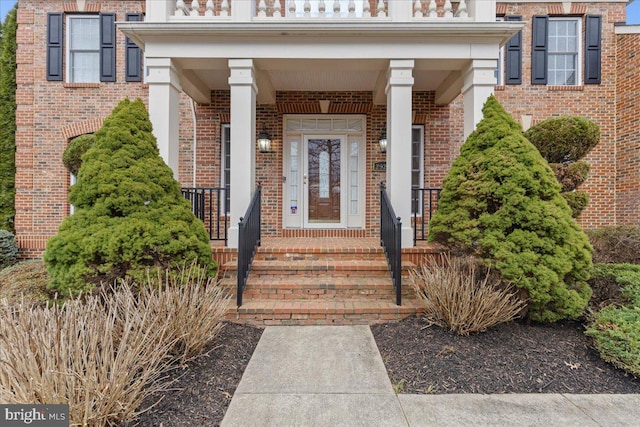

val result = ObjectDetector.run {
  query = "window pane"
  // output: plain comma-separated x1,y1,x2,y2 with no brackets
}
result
70,52,99,83
548,19,578,86
69,17,99,50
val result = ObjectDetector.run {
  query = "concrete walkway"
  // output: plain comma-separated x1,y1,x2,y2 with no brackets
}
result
221,326,640,427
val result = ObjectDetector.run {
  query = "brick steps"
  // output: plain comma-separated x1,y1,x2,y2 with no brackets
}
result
225,298,426,326
221,239,423,326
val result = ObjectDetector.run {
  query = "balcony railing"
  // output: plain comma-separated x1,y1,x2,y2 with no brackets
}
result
412,187,441,244
166,0,486,21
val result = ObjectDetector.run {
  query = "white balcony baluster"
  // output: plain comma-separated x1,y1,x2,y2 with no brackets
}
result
363,0,371,17
205,0,214,16
175,0,187,16
288,0,297,16
318,0,326,17
414,0,423,17
377,0,386,17
427,0,437,17
456,0,468,17
258,0,268,16
190,0,200,16
304,0,312,16
333,0,341,16
273,0,283,17
443,0,452,17
220,0,229,16
348,0,356,17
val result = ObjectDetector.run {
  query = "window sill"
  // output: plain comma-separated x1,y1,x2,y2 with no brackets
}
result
495,85,506,91
547,85,584,91
63,83,101,88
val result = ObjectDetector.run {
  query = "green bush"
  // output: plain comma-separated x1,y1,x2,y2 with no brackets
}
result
551,161,590,192
588,263,640,309
562,191,589,218
524,116,600,163
586,306,640,378
44,99,215,296
63,134,95,176
0,6,17,231
428,95,592,322
586,226,640,264
0,229,17,270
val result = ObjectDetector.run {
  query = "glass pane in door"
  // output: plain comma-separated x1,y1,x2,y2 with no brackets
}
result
308,139,340,223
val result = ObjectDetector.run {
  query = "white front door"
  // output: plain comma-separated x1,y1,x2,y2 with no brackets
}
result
283,116,365,229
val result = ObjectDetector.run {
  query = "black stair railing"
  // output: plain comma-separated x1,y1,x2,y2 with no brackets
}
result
380,183,402,306
237,184,262,307
412,187,442,244
181,187,228,244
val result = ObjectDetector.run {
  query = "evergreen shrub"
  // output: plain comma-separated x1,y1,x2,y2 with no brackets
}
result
0,229,17,270
63,134,96,176
586,226,640,264
524,116,600,163
44,99,215,296
428,96,592,322
562,192,589,219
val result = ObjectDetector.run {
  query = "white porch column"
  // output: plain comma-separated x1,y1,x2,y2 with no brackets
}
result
462,59,496,140
147,57,181,178
468,0,496,22
145,0,173,22
227,59,257,248
385,59,414,249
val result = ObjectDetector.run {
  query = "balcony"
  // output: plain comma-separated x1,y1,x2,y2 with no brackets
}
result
146,0,495,23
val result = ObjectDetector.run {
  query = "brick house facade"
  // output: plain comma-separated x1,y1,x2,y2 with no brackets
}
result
12,0,640,259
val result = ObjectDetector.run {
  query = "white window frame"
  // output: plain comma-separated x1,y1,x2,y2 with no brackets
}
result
547,17,582,86
411,125,424,216
66,14,101,83
221,124,231,214
495,17,505,86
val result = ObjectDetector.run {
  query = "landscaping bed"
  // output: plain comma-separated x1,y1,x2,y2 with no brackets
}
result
372,316,640,394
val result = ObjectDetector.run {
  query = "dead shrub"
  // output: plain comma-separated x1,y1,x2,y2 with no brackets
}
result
409,255,526,335
0,268,230,425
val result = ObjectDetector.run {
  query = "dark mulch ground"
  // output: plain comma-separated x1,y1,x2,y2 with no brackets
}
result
371,316,640,394
131,316,640,426
132,322,263,427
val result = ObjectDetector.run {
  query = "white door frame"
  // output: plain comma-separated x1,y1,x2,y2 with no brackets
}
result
283,115,366,230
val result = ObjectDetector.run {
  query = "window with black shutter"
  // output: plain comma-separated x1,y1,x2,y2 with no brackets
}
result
125,13,143,82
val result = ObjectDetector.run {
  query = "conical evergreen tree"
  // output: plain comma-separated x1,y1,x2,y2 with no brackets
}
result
45,99,214,296
0,6,17,231
428,96,592,322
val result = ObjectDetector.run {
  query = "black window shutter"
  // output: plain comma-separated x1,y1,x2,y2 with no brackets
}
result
100,13,116,82
584,15,602,84
531,15,549,85
46,13,63,81
125,13,143,82
505,15,522,85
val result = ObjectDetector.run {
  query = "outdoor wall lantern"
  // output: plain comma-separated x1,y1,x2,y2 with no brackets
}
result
257,123,272,153
378,130,387,153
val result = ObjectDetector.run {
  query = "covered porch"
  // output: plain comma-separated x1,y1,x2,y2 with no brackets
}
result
119,3,522,250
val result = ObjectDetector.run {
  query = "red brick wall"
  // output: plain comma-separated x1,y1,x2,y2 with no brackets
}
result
616,30,640,225
14,0,631,257
489,2,626,229
14,1,197,255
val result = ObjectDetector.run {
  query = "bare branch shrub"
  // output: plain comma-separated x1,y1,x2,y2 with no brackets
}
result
409,255,526,335
0,267,230,425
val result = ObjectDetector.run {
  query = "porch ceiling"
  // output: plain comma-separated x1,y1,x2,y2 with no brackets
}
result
175,58,467,103
120,21,523,105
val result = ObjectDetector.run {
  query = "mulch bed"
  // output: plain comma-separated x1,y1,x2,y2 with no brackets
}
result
131,315,640,426
371,316,640,394
132,322,263,427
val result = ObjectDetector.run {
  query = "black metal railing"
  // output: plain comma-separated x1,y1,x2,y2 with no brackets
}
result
181,187,228,244
380,183,402,306
237,184,262,307
412,187,442,244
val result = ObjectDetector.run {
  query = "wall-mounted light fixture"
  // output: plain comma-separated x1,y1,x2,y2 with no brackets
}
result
257,123,272,153
378,130,387,153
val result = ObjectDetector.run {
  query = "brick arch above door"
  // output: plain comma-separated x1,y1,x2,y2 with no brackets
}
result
60,118,104,141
